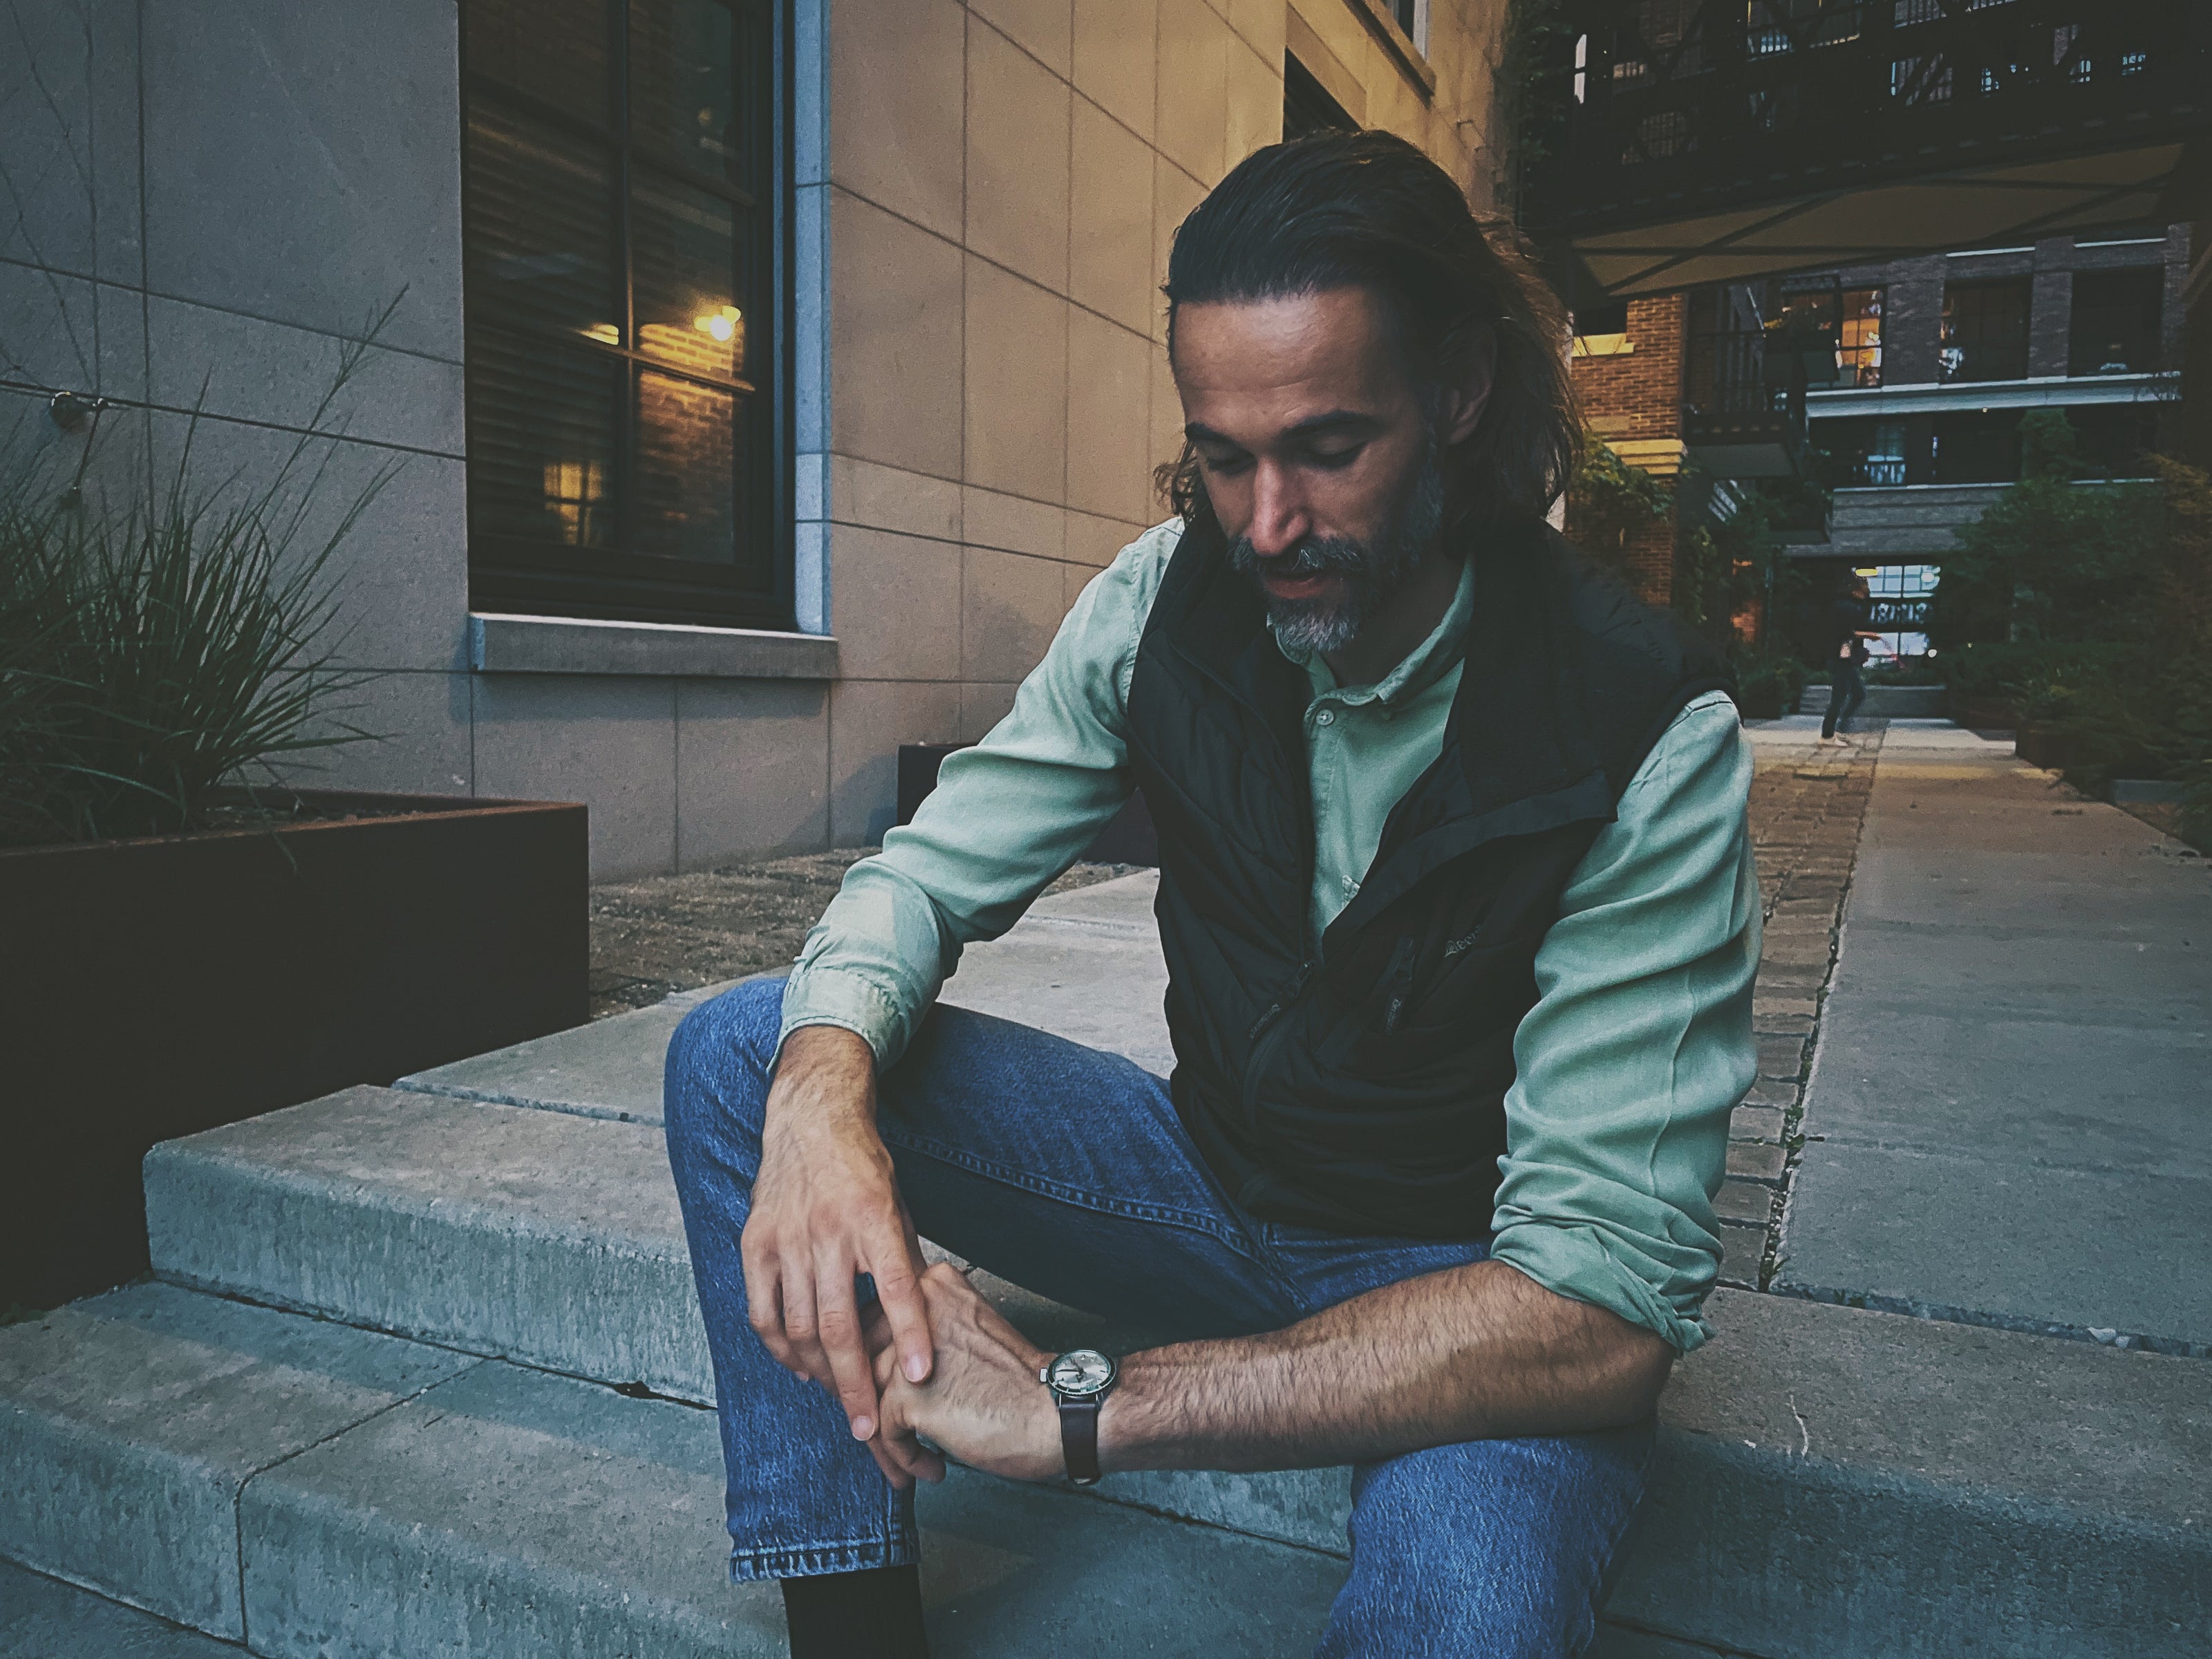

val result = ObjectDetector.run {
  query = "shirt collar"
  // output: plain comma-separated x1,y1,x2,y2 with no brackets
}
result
1278,555,1477,706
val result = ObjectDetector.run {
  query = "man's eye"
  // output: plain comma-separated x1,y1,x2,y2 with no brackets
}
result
1199,453,1252,476
1307,447,1363,469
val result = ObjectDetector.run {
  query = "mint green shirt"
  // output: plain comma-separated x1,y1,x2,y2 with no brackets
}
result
784,520,1760,1353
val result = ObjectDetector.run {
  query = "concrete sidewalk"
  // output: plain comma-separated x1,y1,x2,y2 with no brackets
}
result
1777,725,2212,1356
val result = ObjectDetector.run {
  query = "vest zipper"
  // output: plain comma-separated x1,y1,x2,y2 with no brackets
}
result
1246,957,1318,1045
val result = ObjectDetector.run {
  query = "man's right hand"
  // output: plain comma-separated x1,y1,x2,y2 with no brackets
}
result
742,1024,935,1468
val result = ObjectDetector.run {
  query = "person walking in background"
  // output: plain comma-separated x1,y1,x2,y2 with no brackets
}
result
1820,574,1887,744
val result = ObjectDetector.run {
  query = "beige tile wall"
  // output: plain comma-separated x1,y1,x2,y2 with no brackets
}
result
820,0,1508,843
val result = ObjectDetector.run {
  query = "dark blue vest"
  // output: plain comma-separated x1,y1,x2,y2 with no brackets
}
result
1123,514,1732,1237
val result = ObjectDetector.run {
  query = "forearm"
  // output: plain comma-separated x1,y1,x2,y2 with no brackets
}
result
780,556,1148,1071
1097,1259,1671,1476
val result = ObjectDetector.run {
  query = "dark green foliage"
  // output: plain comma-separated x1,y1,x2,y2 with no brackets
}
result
1671,472,1822,717
1939,639,2130,700
1933,449,2212,842
1566,430,1674,569
1728,650,1808,721
0,410,394,847
1494,0,1571,218
1929,411,2162,649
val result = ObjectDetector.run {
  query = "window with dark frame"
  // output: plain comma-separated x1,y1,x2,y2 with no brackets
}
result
2068,269,2164,375
1939,279,2031,383
1573,300,1631,337
1817,415,1910,486
1772,281,1884,387
1927,411,2022,482
461,0,789,628
2068,405,2159,476
1283,52,1356,140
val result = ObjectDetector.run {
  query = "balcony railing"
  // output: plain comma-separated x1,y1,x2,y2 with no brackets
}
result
1683,326,1809,478
1521,0,2209,243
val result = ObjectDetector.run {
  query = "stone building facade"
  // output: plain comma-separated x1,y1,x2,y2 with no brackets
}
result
1,0,1513,877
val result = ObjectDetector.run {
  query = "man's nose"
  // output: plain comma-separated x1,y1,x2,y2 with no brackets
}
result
1244,464,1309,559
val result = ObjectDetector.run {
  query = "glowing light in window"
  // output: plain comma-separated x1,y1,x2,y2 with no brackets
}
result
695,305,742,343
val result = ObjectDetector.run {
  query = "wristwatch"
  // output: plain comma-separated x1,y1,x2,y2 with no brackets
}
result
1040,1349,1118,1485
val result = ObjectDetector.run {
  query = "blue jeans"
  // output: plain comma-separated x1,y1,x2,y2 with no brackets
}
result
665,977,1651,1658
1822,660,1866,738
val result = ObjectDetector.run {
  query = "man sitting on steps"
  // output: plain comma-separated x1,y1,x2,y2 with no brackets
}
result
666,131,1759,1659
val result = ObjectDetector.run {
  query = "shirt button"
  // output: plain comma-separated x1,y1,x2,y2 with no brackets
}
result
1315,709,1335,726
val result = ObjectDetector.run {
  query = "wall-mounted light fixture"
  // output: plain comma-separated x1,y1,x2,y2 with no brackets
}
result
693,305,741,343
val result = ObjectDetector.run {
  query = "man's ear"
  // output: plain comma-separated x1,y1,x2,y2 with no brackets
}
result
1434,325,1498,449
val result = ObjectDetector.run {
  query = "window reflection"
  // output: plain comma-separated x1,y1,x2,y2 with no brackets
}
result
1940,281,2031,382
632,169,745,379
632,0,743,186
635,371,738,561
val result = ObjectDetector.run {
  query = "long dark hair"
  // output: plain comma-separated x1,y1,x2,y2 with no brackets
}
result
1156,130,1575,531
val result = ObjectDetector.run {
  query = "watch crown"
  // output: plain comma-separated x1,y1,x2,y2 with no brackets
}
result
1038,1365,1051,1384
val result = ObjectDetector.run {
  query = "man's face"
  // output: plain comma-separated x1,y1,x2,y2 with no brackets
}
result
1172,288,1450,655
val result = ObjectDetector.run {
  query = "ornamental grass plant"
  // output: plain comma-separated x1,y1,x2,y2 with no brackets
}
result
0,355,395,846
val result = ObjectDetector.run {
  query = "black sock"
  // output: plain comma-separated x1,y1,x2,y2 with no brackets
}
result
781,1564,930,1659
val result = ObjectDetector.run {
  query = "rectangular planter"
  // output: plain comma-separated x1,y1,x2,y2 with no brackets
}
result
2014,727,2083,771
0,793,589,1309
1949,695,2019,732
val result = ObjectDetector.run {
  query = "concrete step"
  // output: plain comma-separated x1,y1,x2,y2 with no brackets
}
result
148,1085,717,1402
0,1557,246,1657
0,1284,1347,1658
134,1085,2212,1658
141,1085,1351,1550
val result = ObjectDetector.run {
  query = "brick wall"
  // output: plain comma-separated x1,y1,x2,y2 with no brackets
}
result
1573,294,1687,446
1570,294,1687,605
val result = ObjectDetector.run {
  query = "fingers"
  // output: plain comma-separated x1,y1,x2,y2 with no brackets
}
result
812,1246,882,1441
774,1256,836,1391
862,1430,914,1490
860,1298,894,1359
740,1239,803,1377
865,1224,935,1386
872,1385,948,1487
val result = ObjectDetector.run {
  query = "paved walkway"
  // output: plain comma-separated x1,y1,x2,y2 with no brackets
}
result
1722,719,1889,1288
1775,722,2212,1356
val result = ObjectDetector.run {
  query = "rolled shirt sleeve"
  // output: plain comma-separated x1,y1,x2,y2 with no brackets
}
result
778,525,1179,1069
1487,691,1761,1355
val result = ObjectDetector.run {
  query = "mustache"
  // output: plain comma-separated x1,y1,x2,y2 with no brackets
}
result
1226,535,1368,578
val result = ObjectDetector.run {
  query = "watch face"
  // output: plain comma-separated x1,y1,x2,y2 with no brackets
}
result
1048,1349,1116,1396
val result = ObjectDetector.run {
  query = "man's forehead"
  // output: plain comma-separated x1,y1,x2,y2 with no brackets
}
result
1171,288,1409,424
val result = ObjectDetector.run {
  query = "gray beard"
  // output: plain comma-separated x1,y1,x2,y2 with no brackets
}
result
1227,443,1447,657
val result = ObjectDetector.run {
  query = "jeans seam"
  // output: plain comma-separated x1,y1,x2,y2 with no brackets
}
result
729,1535,915,1583
1565,1436,1657,1659
882,1127,1264,1260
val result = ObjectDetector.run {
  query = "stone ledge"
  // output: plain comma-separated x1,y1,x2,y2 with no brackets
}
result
0,1284,475,1638
134,1087,2212,1658
0,1293,1346,1658
0,1558,246,1657
468,612,838,679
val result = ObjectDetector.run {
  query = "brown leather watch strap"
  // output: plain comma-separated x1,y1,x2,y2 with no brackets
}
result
1057,1394,1103,1485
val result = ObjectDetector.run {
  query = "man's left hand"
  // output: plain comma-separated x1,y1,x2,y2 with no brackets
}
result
864,1262,1063,1489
